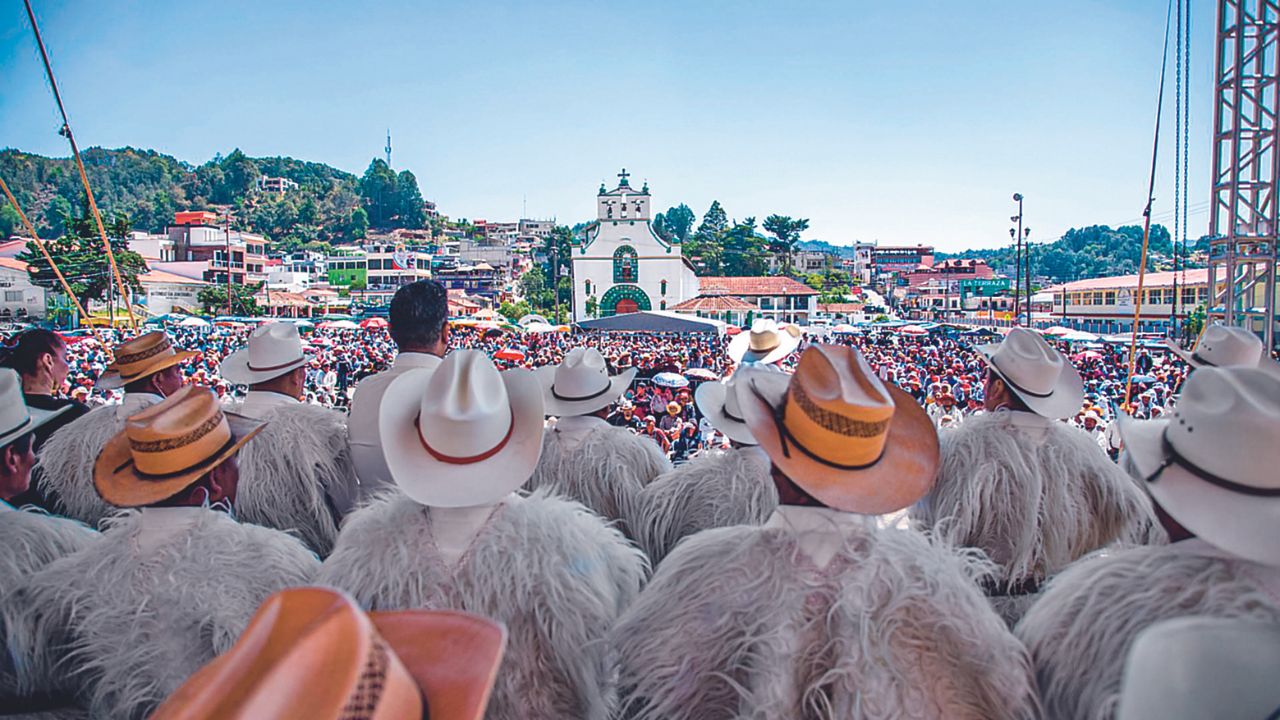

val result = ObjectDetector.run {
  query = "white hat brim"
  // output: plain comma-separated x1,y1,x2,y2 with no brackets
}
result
0,404,72,449
1164,339,1203,368
728,331,801,365
694,381,755,445
219,348,306,386
1118,413,1280,568
379,367,546,507
536,366,636,417
976,342,1085,420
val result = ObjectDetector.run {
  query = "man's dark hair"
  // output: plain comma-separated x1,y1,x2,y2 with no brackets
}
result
389,280,449,350
0,329,64,378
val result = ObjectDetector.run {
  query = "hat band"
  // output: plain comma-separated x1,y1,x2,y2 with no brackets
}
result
129,412,225,454
753,381,887,471
551,378,614,402
989,360,1054,398
0,414,33,441
1189,351,1213,367
1146,429,1280,498
791,382,891,438
117,435,238,481
416,417,515,465
115,339,172,367
246,356,305,372
722,404,745,424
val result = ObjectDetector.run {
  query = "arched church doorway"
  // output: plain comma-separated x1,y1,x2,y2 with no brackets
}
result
615,298,640,314
600,284,652,317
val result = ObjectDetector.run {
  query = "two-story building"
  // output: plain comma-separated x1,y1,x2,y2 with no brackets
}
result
166,212,268,285
696,276,820,325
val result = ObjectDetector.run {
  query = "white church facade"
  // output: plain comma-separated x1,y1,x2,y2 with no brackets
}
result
571,170,700,320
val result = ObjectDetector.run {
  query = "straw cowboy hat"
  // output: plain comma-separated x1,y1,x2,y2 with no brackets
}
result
219,322,307,385
536,347,636,417
94,385,266,507
976,327,1084,419
728,319,802,365
694,371,769,446
150,587,507,720
380,350,544,507
96,331,197,391
1117,617,1280,720
0,368,72,448
735,344,939,514
1117,366,1280,568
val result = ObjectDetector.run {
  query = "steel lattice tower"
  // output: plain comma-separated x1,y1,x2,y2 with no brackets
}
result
1208,0,1280,348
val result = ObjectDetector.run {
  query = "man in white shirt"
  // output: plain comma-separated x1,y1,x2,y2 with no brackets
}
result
35,331,191,527
347,280,449,506
220,322,354,555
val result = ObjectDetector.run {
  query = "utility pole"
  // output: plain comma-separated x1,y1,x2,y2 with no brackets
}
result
1010,226,1021,324
1011,193,1028,325
225,210,233,317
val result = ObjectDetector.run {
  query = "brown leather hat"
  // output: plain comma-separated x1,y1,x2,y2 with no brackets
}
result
150,587,507,720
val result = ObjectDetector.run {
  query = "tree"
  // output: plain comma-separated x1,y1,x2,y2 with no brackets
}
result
585,295,599,318
721,217,769,276
652,213,673,242
762,215,810,276
198,282,264,316
348,207,369,241
0,202,20,240
804,273,826,291
499,300,532,323
395,170,426,228
359,159,399,227
518,266,546,302
19,208,146,312
43,196,72,239
663,203,696,242
695,201,728,240
544,226,574,279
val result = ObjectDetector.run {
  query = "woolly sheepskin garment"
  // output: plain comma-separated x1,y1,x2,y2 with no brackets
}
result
3,509,319,720
223,401,353,556
525,424,670,536
612,520,1040,720
0,509,98,702
911,411,1162,622
632,446,777,565
317,489,648,720
1016,542,1280,720
34,402,159,528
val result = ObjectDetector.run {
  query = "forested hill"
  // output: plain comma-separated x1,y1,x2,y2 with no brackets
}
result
936,224,1208,284
0,147,428,251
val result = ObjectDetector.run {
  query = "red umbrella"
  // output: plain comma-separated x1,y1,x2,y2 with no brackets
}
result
360,317,388,329
726,326,743,336
494,347,526,361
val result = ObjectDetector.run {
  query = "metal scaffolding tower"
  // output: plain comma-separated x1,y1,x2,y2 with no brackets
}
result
1207,0,1280,349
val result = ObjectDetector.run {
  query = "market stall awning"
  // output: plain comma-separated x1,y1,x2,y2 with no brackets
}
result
575,311,726,334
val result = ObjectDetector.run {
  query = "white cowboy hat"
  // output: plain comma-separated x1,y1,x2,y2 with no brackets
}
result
735,344,939,514
0,368,71,449
1117,366,1280,568
380,350,544,507
1117,617,1280,720
694,372,766,446
727,319,802,365
975,326,1084,419
1166,324,1264,369
535,347,636,417
219,322,308,385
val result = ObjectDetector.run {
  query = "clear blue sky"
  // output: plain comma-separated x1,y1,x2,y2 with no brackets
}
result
1,0,1214,251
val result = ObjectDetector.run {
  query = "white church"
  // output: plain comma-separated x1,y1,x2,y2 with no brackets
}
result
571,170,700,320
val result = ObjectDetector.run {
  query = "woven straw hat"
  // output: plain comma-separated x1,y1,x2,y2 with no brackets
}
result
96,331,196,390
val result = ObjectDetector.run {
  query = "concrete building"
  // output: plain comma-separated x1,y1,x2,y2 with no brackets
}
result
1043,269,1211,334
256,176,298,194
697,276,820,325
571,171,699,319
166,212,268,285
0,257,47,320
872,244,935,274
138,267,208,315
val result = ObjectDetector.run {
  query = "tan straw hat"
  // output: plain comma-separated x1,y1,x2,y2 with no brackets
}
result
735,344,939,514
150,587,507,720
380,350,545,507
94,385,266,507
727,319,802,365
975,326,1084,419
219,322,307,385
96,331,197,390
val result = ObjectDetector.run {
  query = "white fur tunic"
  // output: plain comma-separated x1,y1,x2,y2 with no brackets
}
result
224,399,354,556
632,445,777,565
1016,540,1280,720
3,508,319,720
525,422,670,536
33,397,162,529
1,508,98,705
613,516,1040,720
911,411,1162,625
317,489,648,720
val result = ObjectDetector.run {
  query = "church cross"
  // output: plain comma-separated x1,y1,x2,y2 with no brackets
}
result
618,168,630,185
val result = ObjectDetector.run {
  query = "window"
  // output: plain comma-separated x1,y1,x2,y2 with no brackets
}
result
1104,291,1116,304
660,279,668,296
613,245,638,283
3,291,21,302
584,280,592,296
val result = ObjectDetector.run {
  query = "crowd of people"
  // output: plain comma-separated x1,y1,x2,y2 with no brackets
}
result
2,277,1276,719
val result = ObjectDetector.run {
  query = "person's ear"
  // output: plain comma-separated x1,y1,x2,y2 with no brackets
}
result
2,445,19,475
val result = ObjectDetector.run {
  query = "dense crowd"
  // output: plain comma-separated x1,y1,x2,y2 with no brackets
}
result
25,321,1189,462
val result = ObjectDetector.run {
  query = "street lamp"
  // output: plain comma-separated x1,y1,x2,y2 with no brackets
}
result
1012,193,1026,325
1010,227,1019,324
